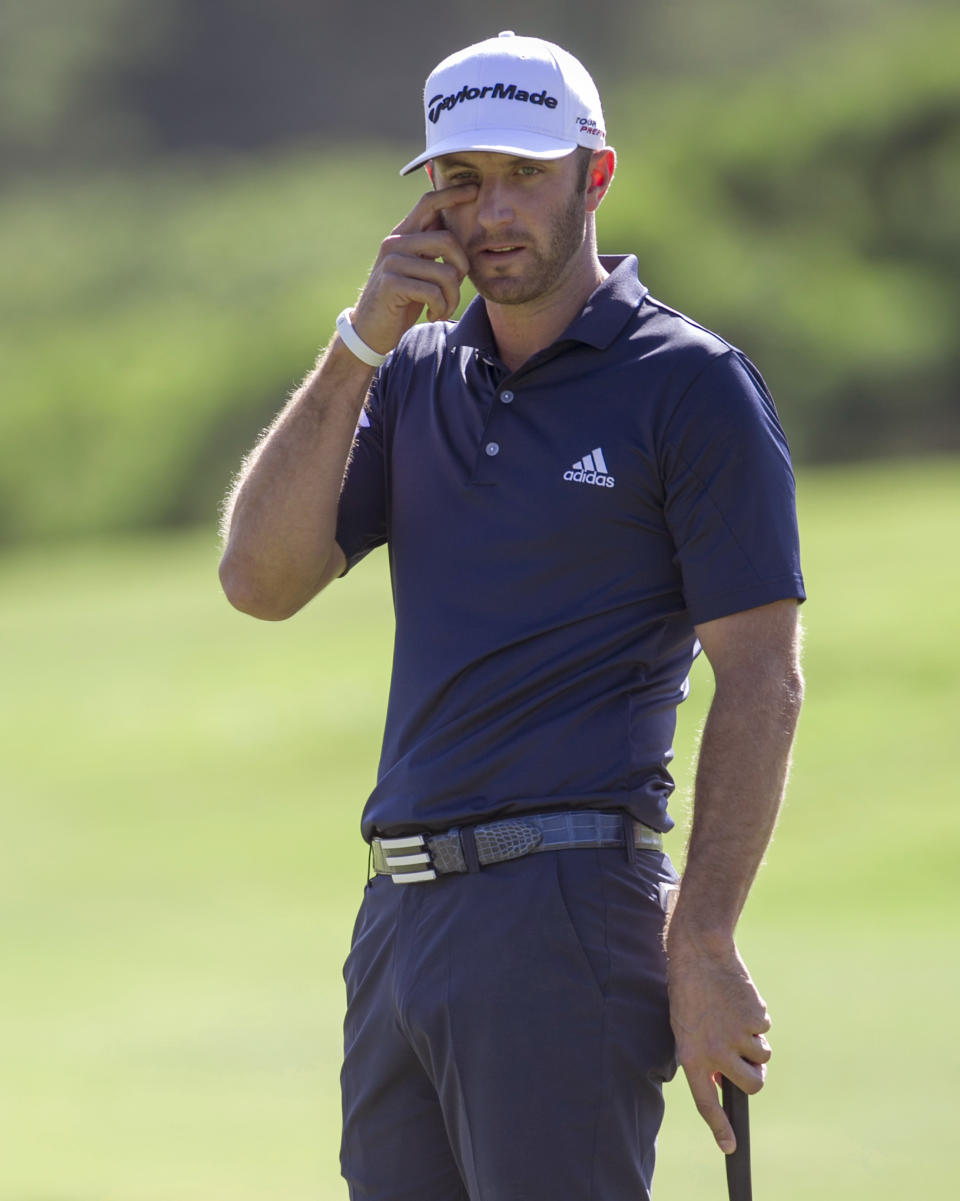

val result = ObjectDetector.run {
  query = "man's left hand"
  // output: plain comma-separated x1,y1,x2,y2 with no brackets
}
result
666,931,771,1154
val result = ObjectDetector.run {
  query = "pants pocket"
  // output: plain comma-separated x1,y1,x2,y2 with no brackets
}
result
549,849,611,998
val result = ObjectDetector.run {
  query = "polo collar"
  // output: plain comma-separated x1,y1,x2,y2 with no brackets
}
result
571,255,649,348
446,294,498,356
446,255,648,356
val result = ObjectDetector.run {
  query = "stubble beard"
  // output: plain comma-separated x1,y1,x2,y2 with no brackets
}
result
467,186,588,307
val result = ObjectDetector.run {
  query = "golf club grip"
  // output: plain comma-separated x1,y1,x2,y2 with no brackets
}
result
721,1077,753,1201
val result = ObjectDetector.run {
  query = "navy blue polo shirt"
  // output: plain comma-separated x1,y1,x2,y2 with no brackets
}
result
336,255,805,840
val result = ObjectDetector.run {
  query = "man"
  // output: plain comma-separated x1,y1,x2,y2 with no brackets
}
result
219,30,805,1201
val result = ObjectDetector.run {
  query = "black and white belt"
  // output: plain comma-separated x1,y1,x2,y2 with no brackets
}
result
370,810,664,884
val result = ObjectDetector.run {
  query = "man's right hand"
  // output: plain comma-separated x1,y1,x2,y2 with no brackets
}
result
349,184,477,356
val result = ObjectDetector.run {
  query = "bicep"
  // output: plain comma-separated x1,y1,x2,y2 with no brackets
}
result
694,599,801,682
317,541,349,592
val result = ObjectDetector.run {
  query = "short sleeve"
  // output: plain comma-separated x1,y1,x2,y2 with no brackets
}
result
335,371,388,573
660,350,805,625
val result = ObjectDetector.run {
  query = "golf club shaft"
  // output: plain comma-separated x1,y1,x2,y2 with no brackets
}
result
721,1076,753,1201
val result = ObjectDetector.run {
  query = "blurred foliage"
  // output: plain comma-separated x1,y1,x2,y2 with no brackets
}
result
0,150,404,540
2,0,942,168
603,9,960,461
0,3,957,542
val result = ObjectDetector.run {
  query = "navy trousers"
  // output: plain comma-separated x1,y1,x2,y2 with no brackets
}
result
340,845,679,1201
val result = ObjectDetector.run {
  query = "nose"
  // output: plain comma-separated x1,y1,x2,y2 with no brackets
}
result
475,178,514,229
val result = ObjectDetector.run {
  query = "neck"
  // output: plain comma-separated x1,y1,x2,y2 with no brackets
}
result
485,246,608,374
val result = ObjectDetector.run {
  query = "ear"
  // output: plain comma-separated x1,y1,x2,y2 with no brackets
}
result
585,148,616,213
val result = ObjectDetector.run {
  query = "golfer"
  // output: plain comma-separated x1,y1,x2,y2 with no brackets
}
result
219,31,805,1201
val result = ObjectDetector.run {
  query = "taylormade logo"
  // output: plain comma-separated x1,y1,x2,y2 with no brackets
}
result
563,447,615,489
428,82,559,125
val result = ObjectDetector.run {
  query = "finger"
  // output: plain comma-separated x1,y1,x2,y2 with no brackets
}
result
367,276,451,326
749,1032,772,1063
722,1053,767,1096
730,1030,771,1066
684,1066,737,1154
379,255,462,319
380,231,470,279
394,183,478,236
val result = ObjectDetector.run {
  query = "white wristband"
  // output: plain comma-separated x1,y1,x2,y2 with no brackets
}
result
335,308,387,368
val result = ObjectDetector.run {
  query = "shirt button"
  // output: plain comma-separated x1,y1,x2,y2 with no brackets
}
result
485,441,500,457
500,390,514,404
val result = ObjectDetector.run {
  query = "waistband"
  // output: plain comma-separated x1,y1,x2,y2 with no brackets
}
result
371,810,663,884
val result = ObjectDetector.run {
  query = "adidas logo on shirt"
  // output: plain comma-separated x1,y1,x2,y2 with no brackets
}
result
563,447,615,489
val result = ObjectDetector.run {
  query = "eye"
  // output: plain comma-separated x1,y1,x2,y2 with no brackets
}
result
516,164,542,177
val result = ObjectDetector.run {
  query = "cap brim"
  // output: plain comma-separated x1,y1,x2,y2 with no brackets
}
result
399,130,579,176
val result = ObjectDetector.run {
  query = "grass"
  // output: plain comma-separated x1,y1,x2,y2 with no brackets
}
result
1,458,958,1200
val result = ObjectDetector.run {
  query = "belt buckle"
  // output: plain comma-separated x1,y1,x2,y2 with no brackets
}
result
379,834,438,884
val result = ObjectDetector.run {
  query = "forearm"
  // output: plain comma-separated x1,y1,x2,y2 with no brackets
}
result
669,661,803,948
663,620,803,1150
218,184,477,622
219,336,374,620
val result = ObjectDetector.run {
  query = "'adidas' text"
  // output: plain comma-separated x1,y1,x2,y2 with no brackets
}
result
563,447,615,489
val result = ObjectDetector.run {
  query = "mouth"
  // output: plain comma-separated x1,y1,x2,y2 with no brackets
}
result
475,244,526,263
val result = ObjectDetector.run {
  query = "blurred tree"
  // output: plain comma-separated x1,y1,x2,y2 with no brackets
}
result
600,12,960,460
3,0,951,170
0,0,174,170
109,0,631,152
0,1,957,541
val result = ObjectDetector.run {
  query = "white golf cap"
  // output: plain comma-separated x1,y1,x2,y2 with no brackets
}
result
399,31,606,176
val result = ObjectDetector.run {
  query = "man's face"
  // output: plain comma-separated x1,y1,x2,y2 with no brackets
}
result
430,151,590,307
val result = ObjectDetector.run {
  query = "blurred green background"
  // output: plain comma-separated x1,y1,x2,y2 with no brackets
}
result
2,1,958,1198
